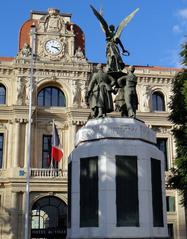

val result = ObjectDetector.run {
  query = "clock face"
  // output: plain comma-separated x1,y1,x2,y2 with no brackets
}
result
45,40,62,55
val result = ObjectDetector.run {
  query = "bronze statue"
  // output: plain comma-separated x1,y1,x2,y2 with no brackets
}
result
125,65,138,118
114,66,138,118
86,64,115,118
90,5,139,72
114,74,127,116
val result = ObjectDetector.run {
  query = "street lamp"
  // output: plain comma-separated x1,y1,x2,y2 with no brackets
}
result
24,23,36,239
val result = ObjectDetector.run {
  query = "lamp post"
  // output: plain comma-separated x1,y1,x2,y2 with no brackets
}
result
24,23,36,239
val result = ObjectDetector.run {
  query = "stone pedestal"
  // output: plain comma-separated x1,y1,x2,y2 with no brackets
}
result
67,117,168,239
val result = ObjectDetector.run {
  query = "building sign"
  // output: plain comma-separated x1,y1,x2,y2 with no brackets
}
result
31,228,67,238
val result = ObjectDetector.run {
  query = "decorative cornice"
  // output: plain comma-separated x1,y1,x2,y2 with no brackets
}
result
137,76,174,85
151,125,172,134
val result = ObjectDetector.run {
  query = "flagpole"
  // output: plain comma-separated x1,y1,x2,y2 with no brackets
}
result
24,24,36,239
50,120,55,170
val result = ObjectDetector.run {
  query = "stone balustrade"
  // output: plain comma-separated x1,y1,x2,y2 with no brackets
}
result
30,168,67,178
0,168,68,178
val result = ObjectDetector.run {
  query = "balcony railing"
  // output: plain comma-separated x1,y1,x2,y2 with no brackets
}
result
30,168,67,178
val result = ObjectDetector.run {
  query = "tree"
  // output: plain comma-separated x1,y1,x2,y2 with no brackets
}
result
168,42,187,207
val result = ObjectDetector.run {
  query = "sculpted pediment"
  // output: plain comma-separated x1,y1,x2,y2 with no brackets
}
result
38,8,71,35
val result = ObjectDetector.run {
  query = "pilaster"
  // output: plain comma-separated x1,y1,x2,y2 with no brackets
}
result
7,120,13,169
24,121,29,168
13,119,20,168
10,192,18,239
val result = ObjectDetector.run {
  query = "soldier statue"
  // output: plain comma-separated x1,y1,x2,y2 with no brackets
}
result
88,5,139,119
86,64,115,118
114,65,138,118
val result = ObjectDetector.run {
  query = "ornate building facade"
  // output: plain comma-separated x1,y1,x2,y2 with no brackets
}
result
0,8,186,239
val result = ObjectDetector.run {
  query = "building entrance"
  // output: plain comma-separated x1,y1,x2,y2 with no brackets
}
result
31,196,67,239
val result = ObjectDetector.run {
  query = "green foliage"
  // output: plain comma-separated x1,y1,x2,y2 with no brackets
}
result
180,42,187,66
169,71,187,124
168,42,187,207
168,167,187,207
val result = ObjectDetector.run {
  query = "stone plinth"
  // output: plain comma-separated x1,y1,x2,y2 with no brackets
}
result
68,117,168,239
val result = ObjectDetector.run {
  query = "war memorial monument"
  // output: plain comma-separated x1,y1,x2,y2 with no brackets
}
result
68,5,168,239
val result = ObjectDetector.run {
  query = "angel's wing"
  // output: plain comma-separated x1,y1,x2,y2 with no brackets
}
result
114,8,139,40
90,5,110,37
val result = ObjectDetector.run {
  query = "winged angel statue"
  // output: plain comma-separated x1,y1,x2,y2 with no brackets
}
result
90,5,139,72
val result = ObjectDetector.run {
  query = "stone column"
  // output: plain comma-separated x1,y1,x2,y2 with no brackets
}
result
13,119,20,168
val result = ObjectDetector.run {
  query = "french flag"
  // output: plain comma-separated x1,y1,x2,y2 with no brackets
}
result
51,122,63,162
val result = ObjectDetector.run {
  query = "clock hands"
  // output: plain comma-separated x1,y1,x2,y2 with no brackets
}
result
51,45,60,51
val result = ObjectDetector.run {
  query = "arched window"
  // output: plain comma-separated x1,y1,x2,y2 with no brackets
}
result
0,84,6,104
32,196,67,238
152,91,165,111
37,87,66,107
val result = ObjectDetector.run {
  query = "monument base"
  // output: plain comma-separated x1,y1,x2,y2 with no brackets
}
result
68,118,168,239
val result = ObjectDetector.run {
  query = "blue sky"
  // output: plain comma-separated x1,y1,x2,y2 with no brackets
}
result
0,0,187,68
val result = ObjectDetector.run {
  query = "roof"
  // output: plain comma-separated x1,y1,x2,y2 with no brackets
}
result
0,57,14,62
134,65,181,72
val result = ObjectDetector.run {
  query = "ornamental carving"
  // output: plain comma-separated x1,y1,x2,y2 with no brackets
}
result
16,77,25,105
39,9,66,34
151,126,172,134
36,8,75,61
140,85,151,112
73,82,82,107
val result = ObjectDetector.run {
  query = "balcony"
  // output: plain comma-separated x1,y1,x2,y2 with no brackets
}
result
30,168,67,178
0,168,67,179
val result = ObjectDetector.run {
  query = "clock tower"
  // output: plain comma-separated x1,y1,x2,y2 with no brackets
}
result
18,8,86,62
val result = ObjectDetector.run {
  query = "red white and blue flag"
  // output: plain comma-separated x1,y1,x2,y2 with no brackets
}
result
51,122,63,162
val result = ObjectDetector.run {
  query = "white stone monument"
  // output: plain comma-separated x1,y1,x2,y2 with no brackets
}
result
67,117,168,239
